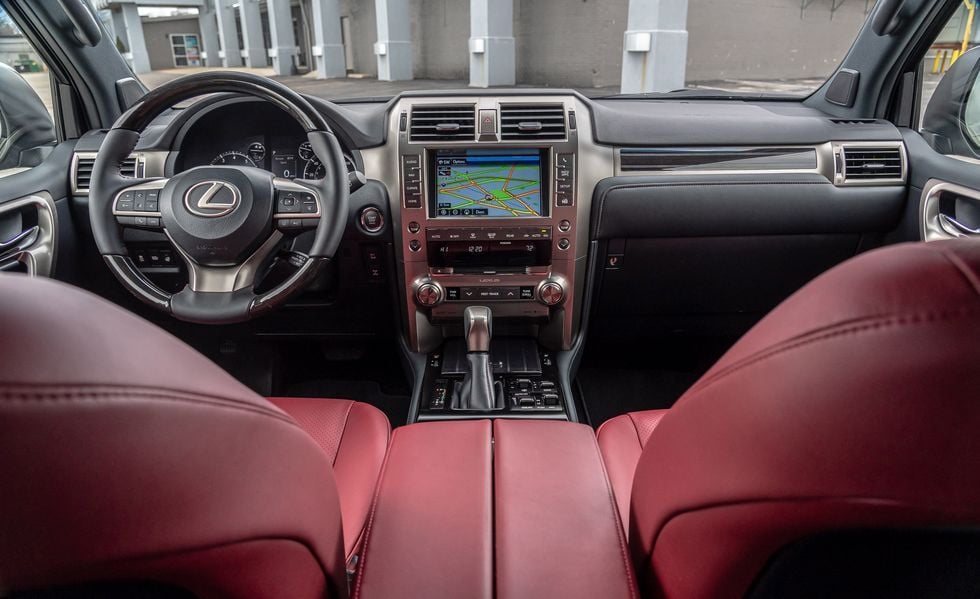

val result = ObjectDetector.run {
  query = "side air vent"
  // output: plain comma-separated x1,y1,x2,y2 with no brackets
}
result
835,144,905,185
409,105,476,142
500,104,566,141
72,153,140,194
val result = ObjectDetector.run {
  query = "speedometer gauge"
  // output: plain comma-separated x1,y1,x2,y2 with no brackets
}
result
303,157,325,179
211,151,256,167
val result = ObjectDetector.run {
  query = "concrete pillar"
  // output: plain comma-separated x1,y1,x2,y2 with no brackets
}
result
469,0,515,87
374,0,413,81
197,5,222,67
311,0,347,78
110,8,129,53
620,0,688,93
215,0,243,67
266,0,297,75
120,3,151,74
238,0,267,67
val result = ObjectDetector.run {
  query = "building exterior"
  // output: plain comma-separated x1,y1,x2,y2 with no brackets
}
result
94,0,980,92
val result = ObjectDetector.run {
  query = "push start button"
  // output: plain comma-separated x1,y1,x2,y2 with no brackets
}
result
359,206,384,233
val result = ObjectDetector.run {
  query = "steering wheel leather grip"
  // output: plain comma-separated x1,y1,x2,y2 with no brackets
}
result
89,71,350,324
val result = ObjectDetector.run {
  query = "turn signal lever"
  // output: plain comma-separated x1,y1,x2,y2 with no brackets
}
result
451,306,503,411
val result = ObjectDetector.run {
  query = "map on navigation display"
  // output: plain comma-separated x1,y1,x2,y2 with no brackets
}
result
434,150,543,218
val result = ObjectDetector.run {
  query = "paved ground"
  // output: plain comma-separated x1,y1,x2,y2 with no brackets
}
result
17,65,946,126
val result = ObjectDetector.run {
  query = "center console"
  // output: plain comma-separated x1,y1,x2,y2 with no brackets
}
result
362,95,614,422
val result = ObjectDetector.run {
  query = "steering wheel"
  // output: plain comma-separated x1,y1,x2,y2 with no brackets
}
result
88,72,349,324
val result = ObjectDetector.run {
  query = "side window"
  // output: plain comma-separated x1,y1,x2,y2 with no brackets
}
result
0,4,56,171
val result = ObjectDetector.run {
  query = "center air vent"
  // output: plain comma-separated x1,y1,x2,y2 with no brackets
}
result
73,154,140,194
409,105,476,142
836,145,905,184
500,104,566,141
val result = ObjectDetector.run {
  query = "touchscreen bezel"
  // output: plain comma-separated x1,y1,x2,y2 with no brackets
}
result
428,148,550,219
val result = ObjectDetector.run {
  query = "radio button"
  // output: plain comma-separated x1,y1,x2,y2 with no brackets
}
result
557,238,570,251
558,219,572,232
408,221,421,234
409,239,422,252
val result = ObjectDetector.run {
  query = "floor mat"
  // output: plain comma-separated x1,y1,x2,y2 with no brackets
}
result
285,379,410,428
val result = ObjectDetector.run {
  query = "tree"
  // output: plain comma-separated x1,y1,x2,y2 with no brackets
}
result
0,9,22,37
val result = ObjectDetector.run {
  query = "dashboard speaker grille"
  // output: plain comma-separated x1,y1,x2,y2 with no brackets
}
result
840,146,904,182
73,155,139,193
500,104,567,141
409,105,476,142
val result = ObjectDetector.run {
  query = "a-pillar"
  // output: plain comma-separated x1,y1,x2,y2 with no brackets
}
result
311,0,346,78
469,0,515,87
267,0,297,75
374,0,413,81
215,0,243,67
238,0,267,68
120,3,151,74
620,0,688,93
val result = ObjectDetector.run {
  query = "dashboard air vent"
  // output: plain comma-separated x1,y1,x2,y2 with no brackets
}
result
838,146,904,183
409,105,476,142
73,154,140,193
500,104,566,141
829,118,878,125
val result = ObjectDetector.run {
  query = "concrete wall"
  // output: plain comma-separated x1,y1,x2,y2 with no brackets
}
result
514,0,628,89
685,0,868,82
412,0,468,80
142,17,201,71
339,0,379,75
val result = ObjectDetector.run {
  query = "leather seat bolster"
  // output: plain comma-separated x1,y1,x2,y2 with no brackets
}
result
597,410,667,530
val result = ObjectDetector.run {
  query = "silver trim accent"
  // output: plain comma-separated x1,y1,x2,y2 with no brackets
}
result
71,151,146,195
463,305,492,352
183,180,241,218
832,141,907,186
919,179,980,242
0,193,58,277
166,229,285,292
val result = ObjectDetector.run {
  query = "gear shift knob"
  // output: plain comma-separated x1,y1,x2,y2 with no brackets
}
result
463,306,492,353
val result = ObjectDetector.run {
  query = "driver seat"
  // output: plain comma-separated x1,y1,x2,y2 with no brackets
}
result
0,274,389,598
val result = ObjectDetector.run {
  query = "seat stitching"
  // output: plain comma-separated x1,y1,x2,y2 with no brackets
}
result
626,413,645,449
351,427,400,599
588,431,640,599
687,307,979,397
0,387,298,426
331,400,356,467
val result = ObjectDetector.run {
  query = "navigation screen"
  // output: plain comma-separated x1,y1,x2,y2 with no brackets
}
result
433,149,545,218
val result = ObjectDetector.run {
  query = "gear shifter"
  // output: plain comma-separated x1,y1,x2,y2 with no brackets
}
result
451,306,503,411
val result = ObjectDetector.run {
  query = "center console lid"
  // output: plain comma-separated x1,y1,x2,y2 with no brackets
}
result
352,419,637,598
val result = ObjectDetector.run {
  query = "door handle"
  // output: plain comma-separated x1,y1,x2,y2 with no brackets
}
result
0,225,39,262
938,214,980,237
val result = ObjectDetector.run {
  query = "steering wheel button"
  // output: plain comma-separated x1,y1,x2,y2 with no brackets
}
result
133,198,145,211
301,203,317,213
116,216,136,226
145,199,159,212
146,217,161,227
116,199,134,212
134,216,147,227
302,219,318,229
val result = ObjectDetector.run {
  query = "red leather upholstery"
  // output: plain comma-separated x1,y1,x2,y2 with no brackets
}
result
596,410,666,530
268,397,389,560
0,274,388,597
612,240,980,599
353,420,494,599
493,420,639,599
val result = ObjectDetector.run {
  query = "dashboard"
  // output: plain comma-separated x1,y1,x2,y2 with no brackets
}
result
174,100,358,179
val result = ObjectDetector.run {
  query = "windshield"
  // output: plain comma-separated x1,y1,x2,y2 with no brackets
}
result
88,1,874,102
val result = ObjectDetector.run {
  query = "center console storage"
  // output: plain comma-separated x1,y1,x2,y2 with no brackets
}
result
351,419,638,599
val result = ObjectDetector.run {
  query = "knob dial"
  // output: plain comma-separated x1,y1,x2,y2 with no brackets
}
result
415,282,443,307
538,281,564,306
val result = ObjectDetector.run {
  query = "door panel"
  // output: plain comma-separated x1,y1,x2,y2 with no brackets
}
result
902,130,980,243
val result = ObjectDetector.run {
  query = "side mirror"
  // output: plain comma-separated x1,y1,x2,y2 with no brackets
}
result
0,63,56,170
921,46,980,157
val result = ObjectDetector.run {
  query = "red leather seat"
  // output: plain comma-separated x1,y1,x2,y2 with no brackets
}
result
597,240,980,598
0,275,389,597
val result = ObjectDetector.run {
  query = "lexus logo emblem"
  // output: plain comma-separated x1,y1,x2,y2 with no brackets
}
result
184,181,241,217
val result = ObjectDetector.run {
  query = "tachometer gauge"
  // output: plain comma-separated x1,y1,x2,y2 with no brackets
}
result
247,142,266,163
210,151,256,167
298,141,315,161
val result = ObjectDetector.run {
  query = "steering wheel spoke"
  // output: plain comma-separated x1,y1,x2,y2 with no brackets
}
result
273,178,322,234
168,230,285,293
112,178,169,230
